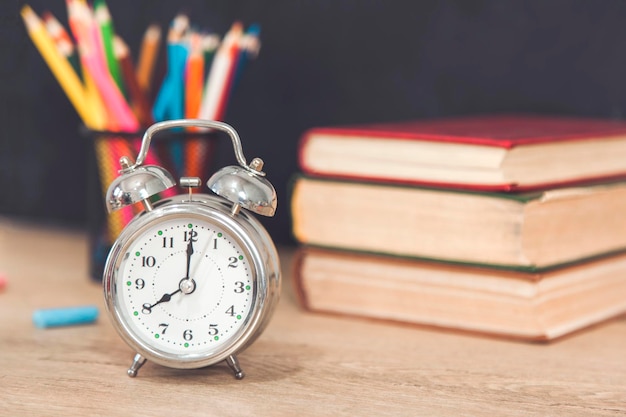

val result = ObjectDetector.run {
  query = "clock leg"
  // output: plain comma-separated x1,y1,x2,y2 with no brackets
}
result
127,353,147,377
226,355,245,380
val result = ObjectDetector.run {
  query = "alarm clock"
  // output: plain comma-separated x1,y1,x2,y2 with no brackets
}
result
102,119,280,379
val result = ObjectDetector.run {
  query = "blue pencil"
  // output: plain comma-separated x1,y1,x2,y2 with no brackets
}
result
151,15,189,177
233,23,261,88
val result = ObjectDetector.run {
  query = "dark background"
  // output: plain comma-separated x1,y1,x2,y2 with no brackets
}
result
3,0,626,244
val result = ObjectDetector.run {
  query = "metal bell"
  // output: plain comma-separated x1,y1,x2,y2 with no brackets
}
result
207,158,277,217
105,156,176,213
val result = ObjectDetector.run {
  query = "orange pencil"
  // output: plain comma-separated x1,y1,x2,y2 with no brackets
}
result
183,33,207,178
136,24,161,95
185,32,204,119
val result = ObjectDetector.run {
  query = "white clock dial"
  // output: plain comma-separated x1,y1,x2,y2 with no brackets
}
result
113,215,255,356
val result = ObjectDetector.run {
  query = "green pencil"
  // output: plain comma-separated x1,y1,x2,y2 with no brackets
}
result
94,0,126,97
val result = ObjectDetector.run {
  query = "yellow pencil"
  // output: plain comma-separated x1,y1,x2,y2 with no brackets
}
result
83,70,109,131
21,5,96,128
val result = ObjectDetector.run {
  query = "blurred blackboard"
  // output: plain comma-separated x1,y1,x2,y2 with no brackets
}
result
3,0,626,244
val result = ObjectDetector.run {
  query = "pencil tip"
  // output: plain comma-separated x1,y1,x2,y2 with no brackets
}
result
20,4,33,16
168,13,189,42
172,13,189,29
247,23,261,36
113,35,128,57
20,4,39,27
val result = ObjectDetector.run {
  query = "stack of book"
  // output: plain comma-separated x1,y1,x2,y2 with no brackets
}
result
289,115,626,341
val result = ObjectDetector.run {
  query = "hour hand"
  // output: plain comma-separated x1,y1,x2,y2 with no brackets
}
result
143,288,181,313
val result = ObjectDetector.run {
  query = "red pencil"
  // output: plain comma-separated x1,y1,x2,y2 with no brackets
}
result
114,35,153,127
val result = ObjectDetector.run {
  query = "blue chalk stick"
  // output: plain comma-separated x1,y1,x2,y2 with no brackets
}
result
33,305,99,328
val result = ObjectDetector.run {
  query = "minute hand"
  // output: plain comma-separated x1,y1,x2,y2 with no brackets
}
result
185,237,195,279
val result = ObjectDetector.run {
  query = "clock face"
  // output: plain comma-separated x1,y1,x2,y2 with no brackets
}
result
112,214,256,359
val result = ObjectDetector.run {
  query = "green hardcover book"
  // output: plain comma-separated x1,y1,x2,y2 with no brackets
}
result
290,175,626,271
292,246,626,341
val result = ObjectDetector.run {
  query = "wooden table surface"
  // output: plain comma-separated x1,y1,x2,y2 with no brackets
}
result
1,218,625,416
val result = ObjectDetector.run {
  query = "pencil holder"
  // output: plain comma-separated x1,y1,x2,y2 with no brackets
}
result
84,126,218,280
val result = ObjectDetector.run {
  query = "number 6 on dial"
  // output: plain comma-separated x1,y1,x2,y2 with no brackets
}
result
103,119,280,379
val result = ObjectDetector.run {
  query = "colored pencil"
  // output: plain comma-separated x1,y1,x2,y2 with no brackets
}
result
152,14,189,177
201,33,220,88
41,10,108,131
183,32,207,178
20,5,95,127
233,23,261,88
67,0,138,132
83,69,110,131
42,11,81,78
185,32,205,119
198,21,243,121
185,34,219,178
152,14,189,122
94,0,126,97
136,24,161,95
114,35,153,127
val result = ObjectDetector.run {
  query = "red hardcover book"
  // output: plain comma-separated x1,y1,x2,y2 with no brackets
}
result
298,114,626,191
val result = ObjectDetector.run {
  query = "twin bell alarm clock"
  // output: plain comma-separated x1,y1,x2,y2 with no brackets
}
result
102,119,281,379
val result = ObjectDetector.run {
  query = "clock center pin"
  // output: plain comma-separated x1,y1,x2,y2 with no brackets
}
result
179,278,196,295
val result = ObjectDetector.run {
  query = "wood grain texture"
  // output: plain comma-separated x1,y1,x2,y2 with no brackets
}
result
0,219,625,416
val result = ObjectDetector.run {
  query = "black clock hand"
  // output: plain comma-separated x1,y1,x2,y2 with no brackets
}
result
143,237,198,315
178,236,198,295
185,236,194,279
153,289,181,306
143,288,181,313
